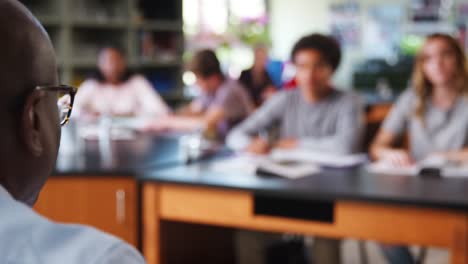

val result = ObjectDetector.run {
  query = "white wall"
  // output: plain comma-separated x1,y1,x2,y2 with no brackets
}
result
270,0,330,60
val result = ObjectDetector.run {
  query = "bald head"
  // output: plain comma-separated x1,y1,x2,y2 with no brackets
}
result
0,0,57,101
0,0,60,205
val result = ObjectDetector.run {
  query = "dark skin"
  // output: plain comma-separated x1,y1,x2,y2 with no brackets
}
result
0,0,60,205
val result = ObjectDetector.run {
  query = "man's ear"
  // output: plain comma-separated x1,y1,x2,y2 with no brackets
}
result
21,90,45,157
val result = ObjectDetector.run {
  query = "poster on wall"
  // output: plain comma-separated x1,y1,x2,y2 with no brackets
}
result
362,4,404,60
410,0,451,22
329,2,361,48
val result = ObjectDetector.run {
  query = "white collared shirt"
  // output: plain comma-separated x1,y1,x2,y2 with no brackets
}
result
74,75,170,118
0,185,145,264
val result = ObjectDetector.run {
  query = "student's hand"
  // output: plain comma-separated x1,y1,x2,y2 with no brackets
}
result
246,138,270,155
275,139,298,149
379,149,414,167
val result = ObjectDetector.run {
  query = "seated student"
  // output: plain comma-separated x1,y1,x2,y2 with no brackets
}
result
148,49,254,138
0,1,144,263
227,34,364,264
370,33,468,263
73,46,170,121
227,34,363,155
239,43,277,107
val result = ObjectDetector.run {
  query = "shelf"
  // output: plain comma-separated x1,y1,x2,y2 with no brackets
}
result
71,19,129,29
36,15,62,26
136,20,183,32
137,60,183,68
21,0,183,88
56,60,64,68
69,59,97,68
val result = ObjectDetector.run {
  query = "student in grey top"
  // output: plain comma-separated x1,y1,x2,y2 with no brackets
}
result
229,34,364,264
371,33,468,166
371,33,468,264
378,88,468,161
227,36,363,156
227,86,363,154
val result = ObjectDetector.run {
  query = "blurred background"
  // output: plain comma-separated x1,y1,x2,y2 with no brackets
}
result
19,0,468,105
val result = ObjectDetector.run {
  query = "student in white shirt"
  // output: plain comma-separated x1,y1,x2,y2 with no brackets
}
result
0,1,145,263
74,47,170,121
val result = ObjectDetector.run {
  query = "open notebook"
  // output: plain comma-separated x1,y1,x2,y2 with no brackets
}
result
255,159,321,179
210,155,320,179
367,155,468,178
270,149,368,168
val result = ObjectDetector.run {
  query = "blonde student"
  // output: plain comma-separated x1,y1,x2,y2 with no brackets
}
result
371,33,468,264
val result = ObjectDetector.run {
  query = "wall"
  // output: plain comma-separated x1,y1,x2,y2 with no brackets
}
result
269,0,330,60
269,0,407,88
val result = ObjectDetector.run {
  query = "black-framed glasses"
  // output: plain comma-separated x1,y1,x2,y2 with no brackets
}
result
36,85,77,126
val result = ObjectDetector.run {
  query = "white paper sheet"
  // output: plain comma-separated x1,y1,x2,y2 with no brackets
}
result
210,155,260,175
256,159,321,179
367,155,468,178
210,154,320,179
270,149,368,168
366,162,419,176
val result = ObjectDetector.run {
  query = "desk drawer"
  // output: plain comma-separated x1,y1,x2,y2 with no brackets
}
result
153,184,466,248
159,185,335,223
158,185,339,237
160,185,252,224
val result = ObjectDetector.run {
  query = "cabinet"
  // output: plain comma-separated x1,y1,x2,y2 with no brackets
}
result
34,177,138,246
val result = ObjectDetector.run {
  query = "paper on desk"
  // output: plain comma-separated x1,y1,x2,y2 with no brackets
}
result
367,155,468,178
270,149,368,168
366,162,419,176
256,159,321,179
210,154,320,179
366,155,445,176
441,166,468,178
210,154,260,175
